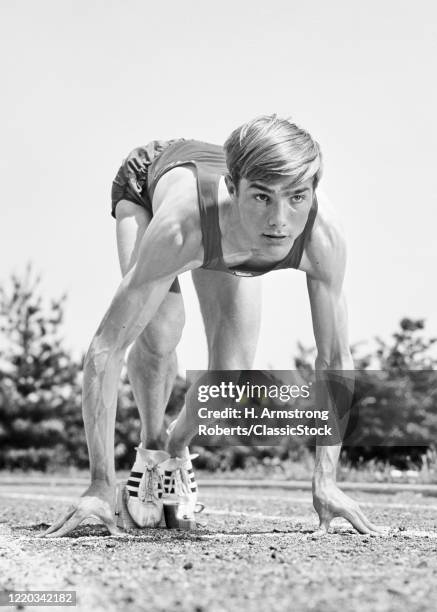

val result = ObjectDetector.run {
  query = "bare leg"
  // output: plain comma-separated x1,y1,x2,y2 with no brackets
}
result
167,268,262,455
115,200,185,449
127,298,184,448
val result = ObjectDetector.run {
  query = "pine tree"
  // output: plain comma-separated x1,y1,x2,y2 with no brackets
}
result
0,265,85,470
0,265,189,471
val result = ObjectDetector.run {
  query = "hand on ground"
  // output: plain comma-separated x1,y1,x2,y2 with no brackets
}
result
312,480,388,536
39,481,121,538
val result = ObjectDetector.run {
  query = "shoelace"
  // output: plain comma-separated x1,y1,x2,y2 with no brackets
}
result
138,467,159,503
168,460,192,500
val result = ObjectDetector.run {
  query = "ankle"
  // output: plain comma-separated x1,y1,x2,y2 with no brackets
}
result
166,439,189,459
140,435,163,451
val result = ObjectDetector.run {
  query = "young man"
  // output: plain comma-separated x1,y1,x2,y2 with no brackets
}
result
43,115,384,537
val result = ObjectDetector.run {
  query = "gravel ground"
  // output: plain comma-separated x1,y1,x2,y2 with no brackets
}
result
1,483,437,612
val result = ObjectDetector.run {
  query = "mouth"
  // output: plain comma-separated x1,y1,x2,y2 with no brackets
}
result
262,233,288,241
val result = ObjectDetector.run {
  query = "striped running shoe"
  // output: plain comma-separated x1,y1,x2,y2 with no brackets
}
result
125,447,169,528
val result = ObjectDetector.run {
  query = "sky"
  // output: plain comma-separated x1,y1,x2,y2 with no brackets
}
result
1,0,436,371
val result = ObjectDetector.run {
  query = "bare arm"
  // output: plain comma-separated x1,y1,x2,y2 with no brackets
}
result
305,202,385,535
307,272,353,471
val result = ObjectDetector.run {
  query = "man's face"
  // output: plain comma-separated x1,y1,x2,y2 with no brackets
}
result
227,175,314,253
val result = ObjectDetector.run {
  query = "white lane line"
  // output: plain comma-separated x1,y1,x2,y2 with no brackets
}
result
0,492,76,502
204,508,312,522
204,493,437,512
361,500,437,511
0,491,311,523
2,490,437,512
2,490,437,540
206,491,437,512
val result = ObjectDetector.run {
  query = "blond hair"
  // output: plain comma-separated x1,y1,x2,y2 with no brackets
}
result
224,115,322,190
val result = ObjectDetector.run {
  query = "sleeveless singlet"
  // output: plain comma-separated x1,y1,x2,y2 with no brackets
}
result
147,139,318,277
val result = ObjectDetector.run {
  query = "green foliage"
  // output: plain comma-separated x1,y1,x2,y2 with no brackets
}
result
0,265,85,470
294,318,437,468
0,266,187,471
356,318,437,371
349,318,437,466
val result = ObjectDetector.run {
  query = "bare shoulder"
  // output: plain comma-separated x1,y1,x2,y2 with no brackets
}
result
152,167,203,244
152,166,201,222
129,169,205,286
299,189,347,284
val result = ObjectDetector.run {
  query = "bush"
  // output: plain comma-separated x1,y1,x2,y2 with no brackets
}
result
294,318,437,468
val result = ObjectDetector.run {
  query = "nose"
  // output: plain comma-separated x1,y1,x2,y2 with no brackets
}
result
267,199,287,227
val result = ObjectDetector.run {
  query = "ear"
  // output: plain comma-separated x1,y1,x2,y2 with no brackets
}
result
225,174,237,197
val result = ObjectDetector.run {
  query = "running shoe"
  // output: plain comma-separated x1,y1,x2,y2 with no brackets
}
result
125,446,169,528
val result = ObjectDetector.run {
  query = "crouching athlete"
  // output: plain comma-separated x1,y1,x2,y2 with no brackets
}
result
42,115,385,537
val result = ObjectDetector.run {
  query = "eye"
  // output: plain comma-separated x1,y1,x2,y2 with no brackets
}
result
254,193,270,202
290,194,305,204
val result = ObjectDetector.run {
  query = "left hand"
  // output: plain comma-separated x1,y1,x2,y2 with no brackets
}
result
312,480,387,535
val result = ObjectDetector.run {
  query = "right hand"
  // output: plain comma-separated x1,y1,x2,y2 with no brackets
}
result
39,481,121,538
124,146,151,195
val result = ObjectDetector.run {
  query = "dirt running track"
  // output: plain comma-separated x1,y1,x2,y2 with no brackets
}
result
1,480,437,612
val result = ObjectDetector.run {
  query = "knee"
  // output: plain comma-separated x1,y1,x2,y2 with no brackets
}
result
207,327,257,370
128,307,185,362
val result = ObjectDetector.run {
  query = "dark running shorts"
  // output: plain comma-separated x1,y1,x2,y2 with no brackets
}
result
111,139,185,293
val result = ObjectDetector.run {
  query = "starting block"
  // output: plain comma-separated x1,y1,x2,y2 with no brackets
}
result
163,503,197,531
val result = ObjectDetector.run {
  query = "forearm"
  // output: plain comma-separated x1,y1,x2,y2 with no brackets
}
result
313,355,354,487
313,445,341,486
80,276,175,482
82,341,125,485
